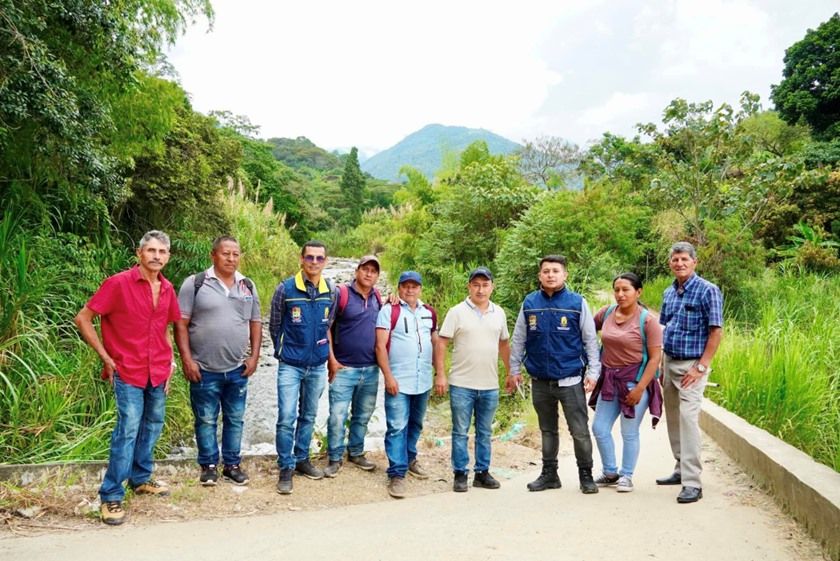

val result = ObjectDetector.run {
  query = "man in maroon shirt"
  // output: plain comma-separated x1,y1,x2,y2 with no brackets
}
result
74,230,181,526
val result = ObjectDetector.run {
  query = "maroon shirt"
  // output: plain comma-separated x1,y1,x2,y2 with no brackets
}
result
87,266,180,388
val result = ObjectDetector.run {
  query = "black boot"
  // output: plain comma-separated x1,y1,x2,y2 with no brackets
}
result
527,465,561,492
579,468,598,494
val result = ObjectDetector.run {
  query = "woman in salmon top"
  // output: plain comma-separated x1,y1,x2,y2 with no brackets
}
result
589,273,663,493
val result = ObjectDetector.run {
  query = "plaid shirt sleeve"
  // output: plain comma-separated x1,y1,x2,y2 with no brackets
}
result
703,283,724,328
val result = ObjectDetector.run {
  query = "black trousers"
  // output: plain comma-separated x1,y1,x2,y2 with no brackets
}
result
531,378,594,470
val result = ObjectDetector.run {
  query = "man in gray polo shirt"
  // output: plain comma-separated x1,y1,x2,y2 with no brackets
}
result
434,267,511,493
175,236,262,487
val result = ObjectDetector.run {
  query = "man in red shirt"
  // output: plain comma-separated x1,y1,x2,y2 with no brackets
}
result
74,230,181,526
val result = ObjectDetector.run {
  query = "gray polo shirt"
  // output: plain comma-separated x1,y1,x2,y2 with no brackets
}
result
178,267,262,372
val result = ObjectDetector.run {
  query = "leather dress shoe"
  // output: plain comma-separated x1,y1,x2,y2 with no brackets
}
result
656,472,682,485
677,486,703,503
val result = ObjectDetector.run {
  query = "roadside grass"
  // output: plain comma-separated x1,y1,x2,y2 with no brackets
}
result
709,272,840,471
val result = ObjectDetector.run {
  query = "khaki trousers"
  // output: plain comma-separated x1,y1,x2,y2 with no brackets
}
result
662,355,708,488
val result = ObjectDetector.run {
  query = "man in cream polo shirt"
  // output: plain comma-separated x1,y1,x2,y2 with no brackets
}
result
434,267,511,493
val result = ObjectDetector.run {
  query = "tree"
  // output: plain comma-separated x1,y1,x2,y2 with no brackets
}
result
516,136,582,189
771,13,840,140
339,147,366,228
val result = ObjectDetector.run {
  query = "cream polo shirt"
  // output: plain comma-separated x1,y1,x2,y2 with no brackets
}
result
438,298,510,390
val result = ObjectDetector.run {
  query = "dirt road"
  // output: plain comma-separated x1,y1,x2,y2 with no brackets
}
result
1,420,827,561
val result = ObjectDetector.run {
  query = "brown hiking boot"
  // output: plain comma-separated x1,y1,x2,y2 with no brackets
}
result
408,460,429,480
132,479,170,496
388,476,407,498
100,501,125,525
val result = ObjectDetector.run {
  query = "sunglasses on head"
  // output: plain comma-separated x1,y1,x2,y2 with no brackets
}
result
303,255,326,263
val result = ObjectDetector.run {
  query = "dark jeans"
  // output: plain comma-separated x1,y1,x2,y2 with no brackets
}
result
531,378,593,470
190,364,248,467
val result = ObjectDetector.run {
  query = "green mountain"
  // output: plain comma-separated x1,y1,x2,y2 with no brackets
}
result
267,136,342,171
361,124,521,182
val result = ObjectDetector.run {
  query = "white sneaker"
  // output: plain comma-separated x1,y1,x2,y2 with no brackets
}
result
616,475,634,492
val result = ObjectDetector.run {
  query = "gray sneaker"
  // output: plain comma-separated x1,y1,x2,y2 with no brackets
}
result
348,454,376,471
595,472,619,486
323,460,342,478
295,460,325,480
388,476,407,498
616,475,634,492
408,459,429,480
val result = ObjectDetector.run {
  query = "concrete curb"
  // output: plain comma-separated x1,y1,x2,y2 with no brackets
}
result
700,398,840,561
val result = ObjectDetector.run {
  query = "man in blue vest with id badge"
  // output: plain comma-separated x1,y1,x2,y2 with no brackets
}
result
509,255,601,494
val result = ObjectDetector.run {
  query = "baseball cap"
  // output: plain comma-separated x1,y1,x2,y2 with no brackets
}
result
398,271,422,285
357,255,380,271
468,267,494,282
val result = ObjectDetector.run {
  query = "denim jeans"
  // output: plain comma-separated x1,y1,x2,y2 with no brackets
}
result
327,365,379,461
384,390,430,478
531,378,594,470
450,385,499,474
99,372,167,502
190,364,248,467
592,381,650,477
275,361,327,470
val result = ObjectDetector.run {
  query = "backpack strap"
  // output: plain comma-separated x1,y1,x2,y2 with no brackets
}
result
386,303,402,353
193,271,207,299
423,304,437,332
337,283,350,316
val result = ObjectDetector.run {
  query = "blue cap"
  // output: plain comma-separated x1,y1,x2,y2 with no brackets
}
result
468,267,494,282
398,270,422,285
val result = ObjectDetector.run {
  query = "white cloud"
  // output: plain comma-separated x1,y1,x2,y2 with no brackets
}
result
165,0,840,151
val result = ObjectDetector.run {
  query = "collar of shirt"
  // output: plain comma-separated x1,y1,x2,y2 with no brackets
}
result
539,285,567,299
129,264,170,287
673,273,698,295
465,297,494,315
399,298,426,311
205,266,244,296
295,270,329,294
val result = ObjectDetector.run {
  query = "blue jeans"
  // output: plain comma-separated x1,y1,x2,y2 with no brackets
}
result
99,373,167,502
327,365,379,461
592,381,650,477
384,390,429,478
450,385,499,474
190,364,248,467
275,362,327,470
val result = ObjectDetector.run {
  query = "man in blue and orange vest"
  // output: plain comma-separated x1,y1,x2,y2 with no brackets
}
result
509,254,601,495
269,240,334,495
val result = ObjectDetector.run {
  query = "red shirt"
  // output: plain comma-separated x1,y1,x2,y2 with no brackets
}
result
87,266,181,388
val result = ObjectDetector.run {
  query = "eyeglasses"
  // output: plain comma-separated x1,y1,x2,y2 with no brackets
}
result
303,255,326,263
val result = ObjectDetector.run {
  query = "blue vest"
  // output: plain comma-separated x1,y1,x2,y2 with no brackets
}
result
278,273,332,367
522,287,586,380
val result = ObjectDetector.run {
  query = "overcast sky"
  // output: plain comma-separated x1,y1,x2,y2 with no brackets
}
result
166,1,838,155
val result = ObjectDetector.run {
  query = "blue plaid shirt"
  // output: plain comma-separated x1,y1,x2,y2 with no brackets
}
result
660,274,723,359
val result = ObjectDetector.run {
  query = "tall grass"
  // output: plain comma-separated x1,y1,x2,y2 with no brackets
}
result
710,273,840,471
1,190,301,465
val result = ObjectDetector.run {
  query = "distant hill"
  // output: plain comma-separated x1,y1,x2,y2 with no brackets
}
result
267,136,342,171
361,124,521,182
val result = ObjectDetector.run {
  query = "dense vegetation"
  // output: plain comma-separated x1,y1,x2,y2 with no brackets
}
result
1,3,838,472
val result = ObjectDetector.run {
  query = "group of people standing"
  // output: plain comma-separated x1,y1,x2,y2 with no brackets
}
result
75,232,722,526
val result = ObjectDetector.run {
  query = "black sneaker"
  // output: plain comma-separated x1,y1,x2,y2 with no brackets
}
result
223,464,249,486
200,464,218,487
295,460,325,480
473,471,501,489
595,472,619,486
453,472,468,493
277,468,293,495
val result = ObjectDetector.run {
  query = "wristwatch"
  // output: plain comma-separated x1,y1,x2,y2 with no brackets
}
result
696,363,708,373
